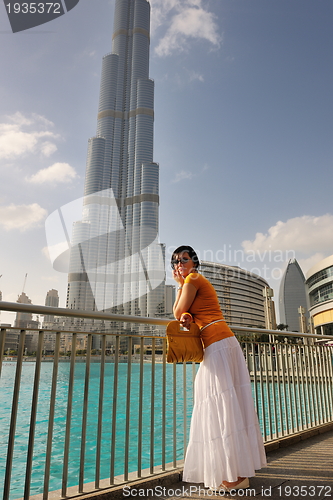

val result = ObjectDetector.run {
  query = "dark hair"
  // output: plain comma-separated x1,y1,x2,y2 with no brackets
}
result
171,245,200,269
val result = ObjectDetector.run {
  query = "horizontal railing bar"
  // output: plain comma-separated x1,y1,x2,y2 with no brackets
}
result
230,325,332,340
1,301,333,341
0,301,170,326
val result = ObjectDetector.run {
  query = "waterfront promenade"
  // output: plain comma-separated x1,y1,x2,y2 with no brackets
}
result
76,424,333,500
2,302,333,500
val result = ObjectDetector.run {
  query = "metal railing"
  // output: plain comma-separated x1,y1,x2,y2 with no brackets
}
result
0,301,333,500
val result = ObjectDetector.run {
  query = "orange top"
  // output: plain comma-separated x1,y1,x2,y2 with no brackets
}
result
184,272,234,348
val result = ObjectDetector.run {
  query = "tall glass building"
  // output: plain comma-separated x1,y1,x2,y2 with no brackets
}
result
66,0,165,324
279,259,308,332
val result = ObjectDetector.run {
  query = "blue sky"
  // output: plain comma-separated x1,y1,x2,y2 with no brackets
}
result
0,0,332,325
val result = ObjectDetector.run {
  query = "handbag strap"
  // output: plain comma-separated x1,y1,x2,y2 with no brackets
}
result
200,319,225,332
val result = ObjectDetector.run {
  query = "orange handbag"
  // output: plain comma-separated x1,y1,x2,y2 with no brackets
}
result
166,320,203,363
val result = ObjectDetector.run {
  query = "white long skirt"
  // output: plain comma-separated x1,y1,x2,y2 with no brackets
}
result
182,336,267,488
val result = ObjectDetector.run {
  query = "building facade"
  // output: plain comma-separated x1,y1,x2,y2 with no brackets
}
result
66,0,165,325
200,261,275,328
164,284,176,318
279,259,308,332
43,289,59,324
306,254,333,336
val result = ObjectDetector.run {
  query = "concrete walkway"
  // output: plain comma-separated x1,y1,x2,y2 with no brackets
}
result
149,429,333,500
117,427,333,500
77,425,333,500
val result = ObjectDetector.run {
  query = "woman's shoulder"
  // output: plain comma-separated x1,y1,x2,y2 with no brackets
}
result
185,272,207,288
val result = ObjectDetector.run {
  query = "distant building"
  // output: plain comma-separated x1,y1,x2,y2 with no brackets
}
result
43,289,59,323
24,331,39,354
279,259,308,332
14,292,33,329
306,254,333,336
11,292,41,353
200,261,275,328
164,285,175,318
3,329,19,353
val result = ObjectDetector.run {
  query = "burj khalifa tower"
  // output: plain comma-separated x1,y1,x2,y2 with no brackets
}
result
66,0,165,323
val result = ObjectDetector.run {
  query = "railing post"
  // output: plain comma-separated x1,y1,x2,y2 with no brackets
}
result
3,329,26,500
95,334,106,489
150,337,155,474
24,330,44,500
43,332,61,500
172,361,177,467
161,337,167,471
61,333,77,498
79,334,92,493
0,328,6,378
110,335,120,485
124,336,132,481
183,362,187,454
263,344,273,440
137,336,144,476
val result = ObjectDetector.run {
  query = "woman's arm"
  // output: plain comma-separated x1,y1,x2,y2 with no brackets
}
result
173,282,197,320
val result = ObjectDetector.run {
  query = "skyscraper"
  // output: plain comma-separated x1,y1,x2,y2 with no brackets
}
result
279,259,308,332
44,289,59,324
66,0,165,323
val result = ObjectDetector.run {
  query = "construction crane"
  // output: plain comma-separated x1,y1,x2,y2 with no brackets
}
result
22,273,28,294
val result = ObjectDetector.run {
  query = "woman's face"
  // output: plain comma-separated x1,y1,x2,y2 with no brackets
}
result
173,251,196,278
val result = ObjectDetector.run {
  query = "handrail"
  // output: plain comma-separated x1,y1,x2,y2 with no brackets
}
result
1,300,333,341
0,300,170,326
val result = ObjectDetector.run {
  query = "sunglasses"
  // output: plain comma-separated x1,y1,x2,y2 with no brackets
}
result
171,257,191,267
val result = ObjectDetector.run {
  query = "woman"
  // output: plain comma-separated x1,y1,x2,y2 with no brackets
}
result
171,245,266,492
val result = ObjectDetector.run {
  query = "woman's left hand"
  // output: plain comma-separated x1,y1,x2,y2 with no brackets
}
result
180,312,193,330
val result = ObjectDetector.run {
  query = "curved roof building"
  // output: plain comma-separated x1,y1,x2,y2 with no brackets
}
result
306,254,333,336
200,261,275,328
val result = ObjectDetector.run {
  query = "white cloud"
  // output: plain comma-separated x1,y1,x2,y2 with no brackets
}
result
27,162,77,184
189,71,204,82
172,163,209,183
0,203,47,231
242,214,333,255
151,0,221,57
172,170,194,183
0,112,59,160
40,141,58,157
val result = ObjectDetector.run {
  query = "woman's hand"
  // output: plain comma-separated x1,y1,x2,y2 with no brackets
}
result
180,312,193,330
172,268,184,287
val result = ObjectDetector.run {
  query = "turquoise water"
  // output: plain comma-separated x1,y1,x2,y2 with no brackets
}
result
0,361,196,500
2,361,327,500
